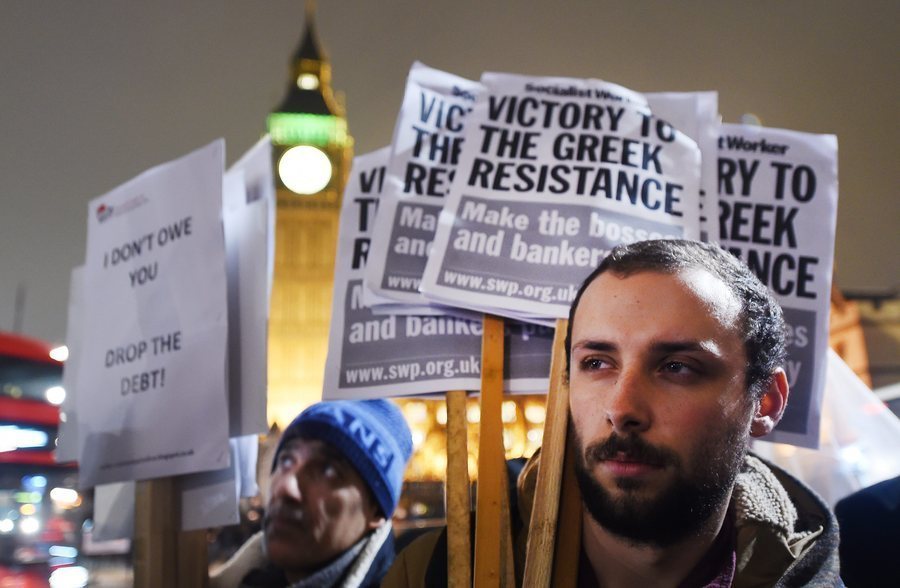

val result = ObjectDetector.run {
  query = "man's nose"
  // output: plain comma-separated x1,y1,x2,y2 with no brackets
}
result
271,463,304,502
605,368,651,435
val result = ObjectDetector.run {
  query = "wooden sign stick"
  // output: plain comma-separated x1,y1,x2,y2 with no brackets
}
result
551,439,582,588
135,477,209,588
134,478,178,588
446,389,471,588
522,318,570,587
473,314,512,587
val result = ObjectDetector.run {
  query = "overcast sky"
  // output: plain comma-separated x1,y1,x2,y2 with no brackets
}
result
1,0,897,343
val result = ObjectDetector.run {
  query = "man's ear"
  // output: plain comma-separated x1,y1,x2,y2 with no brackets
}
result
364,495,387,531
750,369,789,438
366,511,387,531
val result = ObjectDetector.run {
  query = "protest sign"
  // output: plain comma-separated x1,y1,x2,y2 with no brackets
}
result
326,148,482,398
57,266,83,463
231,136,276,305
421,73,702,320
324,148,554,399
75,140,230,487
223,139,274,437
90,482,135,543
365,62,483,307
180,436,258,531
646,92,720,241
717,123,838,448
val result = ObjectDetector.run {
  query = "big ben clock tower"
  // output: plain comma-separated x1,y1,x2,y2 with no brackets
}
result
266,2,352,425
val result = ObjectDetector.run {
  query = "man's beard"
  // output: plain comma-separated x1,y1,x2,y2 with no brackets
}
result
571,422,747,548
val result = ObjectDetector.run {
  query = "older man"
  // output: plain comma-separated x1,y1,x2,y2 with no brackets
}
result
385,239,841,587
212,399,412,588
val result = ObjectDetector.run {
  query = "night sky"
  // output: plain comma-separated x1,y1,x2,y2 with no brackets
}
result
1,0,897,343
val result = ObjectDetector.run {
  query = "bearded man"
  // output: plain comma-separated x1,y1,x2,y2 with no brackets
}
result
384,239,841,587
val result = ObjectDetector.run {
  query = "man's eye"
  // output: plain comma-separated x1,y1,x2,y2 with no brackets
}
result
579,357,609,371
277,454,295,469
309,459,339,479
661,361,694,375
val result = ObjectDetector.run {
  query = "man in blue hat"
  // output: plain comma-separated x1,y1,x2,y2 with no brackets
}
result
212,399,413,588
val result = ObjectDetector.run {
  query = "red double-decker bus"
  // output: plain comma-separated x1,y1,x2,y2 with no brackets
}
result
0,331,85,585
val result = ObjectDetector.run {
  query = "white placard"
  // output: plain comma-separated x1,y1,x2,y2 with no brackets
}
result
57,266,83,463
90,481,135,543
325,148,482,398
646,91,720,241
75,140,230,487
717,123,838,448
231,136,276,307
223,148,272,436
364,62,483,307
421,72,701,320
325,148,556,399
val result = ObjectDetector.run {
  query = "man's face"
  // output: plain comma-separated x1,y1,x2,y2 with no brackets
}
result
568,268,754,547
264,438,382,577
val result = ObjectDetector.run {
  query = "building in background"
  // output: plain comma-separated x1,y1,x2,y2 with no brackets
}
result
266,5,353,426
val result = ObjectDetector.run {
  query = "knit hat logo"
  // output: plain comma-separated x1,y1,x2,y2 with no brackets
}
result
318,405,396,472
345,415,395,471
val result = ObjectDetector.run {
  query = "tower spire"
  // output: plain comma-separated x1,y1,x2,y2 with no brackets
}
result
276,0,341,116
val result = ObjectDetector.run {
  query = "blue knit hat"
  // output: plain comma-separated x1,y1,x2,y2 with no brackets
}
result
273,399,413,518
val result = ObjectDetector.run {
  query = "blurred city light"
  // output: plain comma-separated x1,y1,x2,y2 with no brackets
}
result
46,385,66,405
50,487,81,508
19,516,40,534
1,426,49,451
49,545,79,558
49,345,69,362
49,566,89,588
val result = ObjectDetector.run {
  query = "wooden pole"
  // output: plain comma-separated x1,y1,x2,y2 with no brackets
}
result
446,389,471,588
473,314,509,587
135,477,210,587
522,318,570,587
551,443,582,588
134,478,178,588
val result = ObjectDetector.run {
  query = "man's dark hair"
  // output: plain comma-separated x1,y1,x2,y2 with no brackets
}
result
565,239,786,399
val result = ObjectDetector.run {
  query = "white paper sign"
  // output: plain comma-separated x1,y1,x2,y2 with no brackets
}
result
365,63,483,307
231,136,276,308
325,149,557,398
178,433,259,531
90,481,135,542
646,92,720,241
717,123,838,448
57,266,84,463
421,73,702,320
75,140,230,486
223,144,273,436
325,148,483,398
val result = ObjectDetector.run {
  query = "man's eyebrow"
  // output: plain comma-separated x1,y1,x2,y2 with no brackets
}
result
571,340,723,356
650,340,723,356
319,445,347,462
571,340,617,353
281,438,346,462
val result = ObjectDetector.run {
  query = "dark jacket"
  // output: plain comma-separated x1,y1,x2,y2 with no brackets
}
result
835,475,900,587
383,454,842,587
210,523,396,588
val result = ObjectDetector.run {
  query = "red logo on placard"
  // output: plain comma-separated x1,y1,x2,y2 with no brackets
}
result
96,204,113,223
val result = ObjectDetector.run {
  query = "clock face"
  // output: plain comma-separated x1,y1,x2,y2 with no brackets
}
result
278,145,333,195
